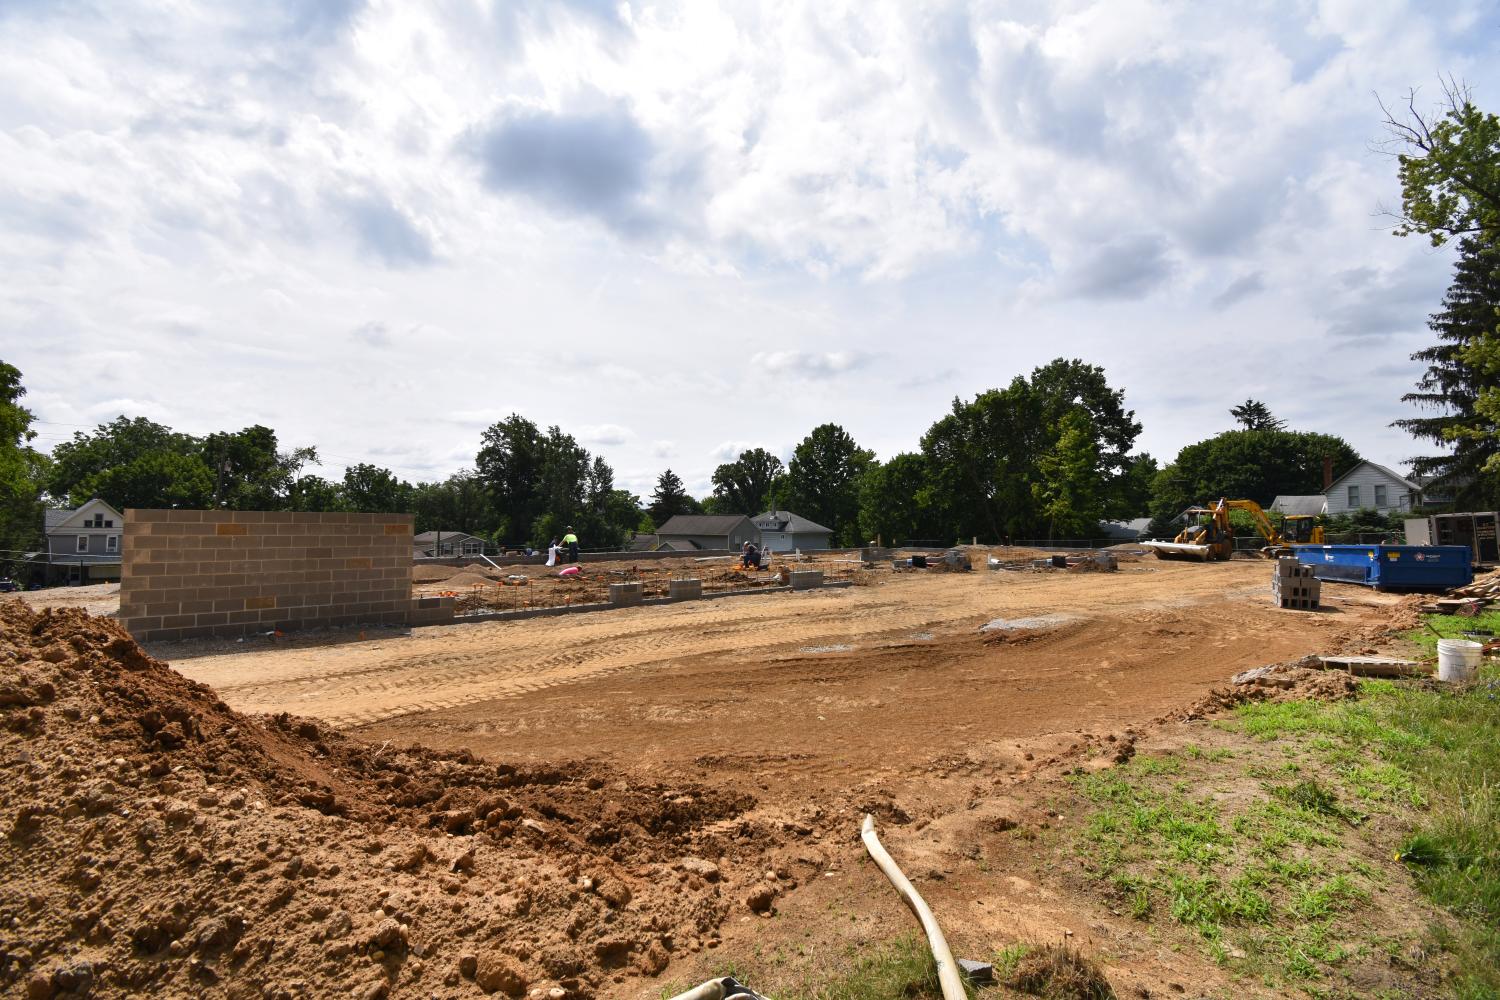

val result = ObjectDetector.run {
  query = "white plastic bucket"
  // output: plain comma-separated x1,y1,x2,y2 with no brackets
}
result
1436,639,1482,683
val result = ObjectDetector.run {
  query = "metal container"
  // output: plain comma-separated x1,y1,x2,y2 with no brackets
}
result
1293,544,1474,590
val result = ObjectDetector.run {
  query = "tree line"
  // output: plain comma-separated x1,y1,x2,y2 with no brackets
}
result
2,81,1496,565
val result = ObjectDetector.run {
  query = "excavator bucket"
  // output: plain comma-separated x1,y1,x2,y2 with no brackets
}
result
1141,540,1215,561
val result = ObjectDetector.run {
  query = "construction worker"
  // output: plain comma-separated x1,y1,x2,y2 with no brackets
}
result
740,540,762,569
563,526,580,563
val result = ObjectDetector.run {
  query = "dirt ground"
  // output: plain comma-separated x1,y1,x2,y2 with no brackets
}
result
6,554,1428,998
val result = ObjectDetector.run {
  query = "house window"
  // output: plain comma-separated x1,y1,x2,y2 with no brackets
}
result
1347,485,1360,508
106,535,119,553
76,535,89,553
1374,485,1387,509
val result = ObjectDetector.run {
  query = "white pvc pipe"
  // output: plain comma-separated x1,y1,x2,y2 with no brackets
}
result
664,980,731,1000
861,814,967,1000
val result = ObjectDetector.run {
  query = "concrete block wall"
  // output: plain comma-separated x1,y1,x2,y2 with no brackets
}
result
121,510,415,642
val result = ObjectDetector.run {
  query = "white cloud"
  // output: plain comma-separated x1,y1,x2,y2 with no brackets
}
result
2,0,1493,488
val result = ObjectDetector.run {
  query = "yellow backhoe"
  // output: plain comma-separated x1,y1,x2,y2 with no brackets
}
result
1142,499,1324,562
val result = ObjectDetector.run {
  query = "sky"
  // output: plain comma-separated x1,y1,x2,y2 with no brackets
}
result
4,0,1499,501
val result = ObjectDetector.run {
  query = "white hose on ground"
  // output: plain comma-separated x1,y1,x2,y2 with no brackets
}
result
664,979,731,1000
860,813,967,1000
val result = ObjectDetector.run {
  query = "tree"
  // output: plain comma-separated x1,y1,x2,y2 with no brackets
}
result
1110,453,1159,520
785,424,875,546
286,474,347,513
1380,80,1500,246
648,469,695,525
710,448,785,514
858,453,938,544
411,471,493,535
476,415,546,541
1148,429,1360,525
0,362,46,573
199,425,313,509
1393,237,1500,506
1229,400,1286,432
340,463,413,513
919,360,1142,541
1032,409,1103,539
47,416,206,507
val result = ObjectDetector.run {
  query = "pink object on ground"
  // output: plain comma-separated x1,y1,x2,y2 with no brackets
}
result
558,566,581,577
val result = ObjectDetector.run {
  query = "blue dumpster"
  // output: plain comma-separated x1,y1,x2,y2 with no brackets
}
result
1293,544,1473,590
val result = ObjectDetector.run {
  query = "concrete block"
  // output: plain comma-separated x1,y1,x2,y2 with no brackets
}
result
668,578,702,601
609,582,645,606
789,570,824,591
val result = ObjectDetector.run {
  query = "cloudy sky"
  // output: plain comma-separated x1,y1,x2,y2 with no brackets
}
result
5,1,1498,499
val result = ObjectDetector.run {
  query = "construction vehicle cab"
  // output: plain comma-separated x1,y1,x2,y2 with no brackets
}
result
1280,515,1324,546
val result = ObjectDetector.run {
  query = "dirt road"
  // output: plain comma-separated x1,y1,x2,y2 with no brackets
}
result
175,559,1393,792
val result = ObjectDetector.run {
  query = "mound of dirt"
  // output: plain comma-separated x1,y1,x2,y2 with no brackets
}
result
0,602,782,999
1164,658,1360,722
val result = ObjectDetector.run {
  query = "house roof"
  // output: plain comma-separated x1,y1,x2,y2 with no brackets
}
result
413,530,476,544
1325,460,1419,493
751,509,833,534
1100,518,1152,538
1271,495,1328,516
628,534,659,551
44,499,126,534
655,514,751,536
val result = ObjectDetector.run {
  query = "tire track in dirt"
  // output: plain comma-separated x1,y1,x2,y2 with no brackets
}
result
175,562,1307,729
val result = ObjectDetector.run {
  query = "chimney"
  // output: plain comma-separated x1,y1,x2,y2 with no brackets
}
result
1322,456,1334,491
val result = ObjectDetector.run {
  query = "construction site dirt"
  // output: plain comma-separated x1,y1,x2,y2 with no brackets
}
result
4,553,1431,999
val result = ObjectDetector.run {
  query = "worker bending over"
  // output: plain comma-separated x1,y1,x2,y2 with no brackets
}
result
740,541,762,569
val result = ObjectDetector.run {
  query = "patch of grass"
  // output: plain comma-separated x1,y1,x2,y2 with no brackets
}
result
1236,665,1500,998
1404,609,1500,657
1002,942,1115,1000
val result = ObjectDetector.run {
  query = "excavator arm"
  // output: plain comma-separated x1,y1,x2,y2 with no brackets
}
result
1222,499,1284,547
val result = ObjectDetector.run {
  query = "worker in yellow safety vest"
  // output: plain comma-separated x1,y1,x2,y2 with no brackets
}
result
562,527,579,563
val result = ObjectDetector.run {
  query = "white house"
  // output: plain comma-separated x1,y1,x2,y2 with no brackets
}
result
752,510,834,552
1323,461,1422,515
43,498,126,584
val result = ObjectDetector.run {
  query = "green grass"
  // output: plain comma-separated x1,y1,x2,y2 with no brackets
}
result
1235,665,1500,998
1404,609,1500,657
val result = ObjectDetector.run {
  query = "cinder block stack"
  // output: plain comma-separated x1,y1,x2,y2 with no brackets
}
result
1272,558,1321,610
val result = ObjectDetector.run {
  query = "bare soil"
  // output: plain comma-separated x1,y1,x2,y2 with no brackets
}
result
3,555,1429,998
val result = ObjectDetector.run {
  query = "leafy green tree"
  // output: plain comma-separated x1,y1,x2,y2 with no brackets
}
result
785,424,875,546
340,463,413,513
1111,453,1159,520
286,474,347,513
0,362,47,572
710,448,785,514
920,359,1142,540
47,416,207,507
1383,82,1500,481
857,452,937,544
1148,429,1360,523
476,415,546,541
410,471,493,534
1382,81,1500,245
199,425,314,509
1032,409,1103,538
1229,399,1286,432
648,468,696,525
1394,237,1500,506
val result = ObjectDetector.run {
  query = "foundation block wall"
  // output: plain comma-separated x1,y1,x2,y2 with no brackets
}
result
121,510,415,643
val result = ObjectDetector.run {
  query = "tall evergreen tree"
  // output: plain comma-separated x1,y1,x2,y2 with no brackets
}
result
1229,399,1286,431
648,469,694,524
1393,237,1500,506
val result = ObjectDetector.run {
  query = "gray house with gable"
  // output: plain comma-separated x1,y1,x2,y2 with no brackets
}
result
43,498,126,583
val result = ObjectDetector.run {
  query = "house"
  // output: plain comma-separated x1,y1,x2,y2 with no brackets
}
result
752,510,834,552
628,533,660,552
1271,495,1328,517
1099,517,1152,541
654,515,759,552
413,530,486,558
43,499,126,584
1324,461,1422,515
